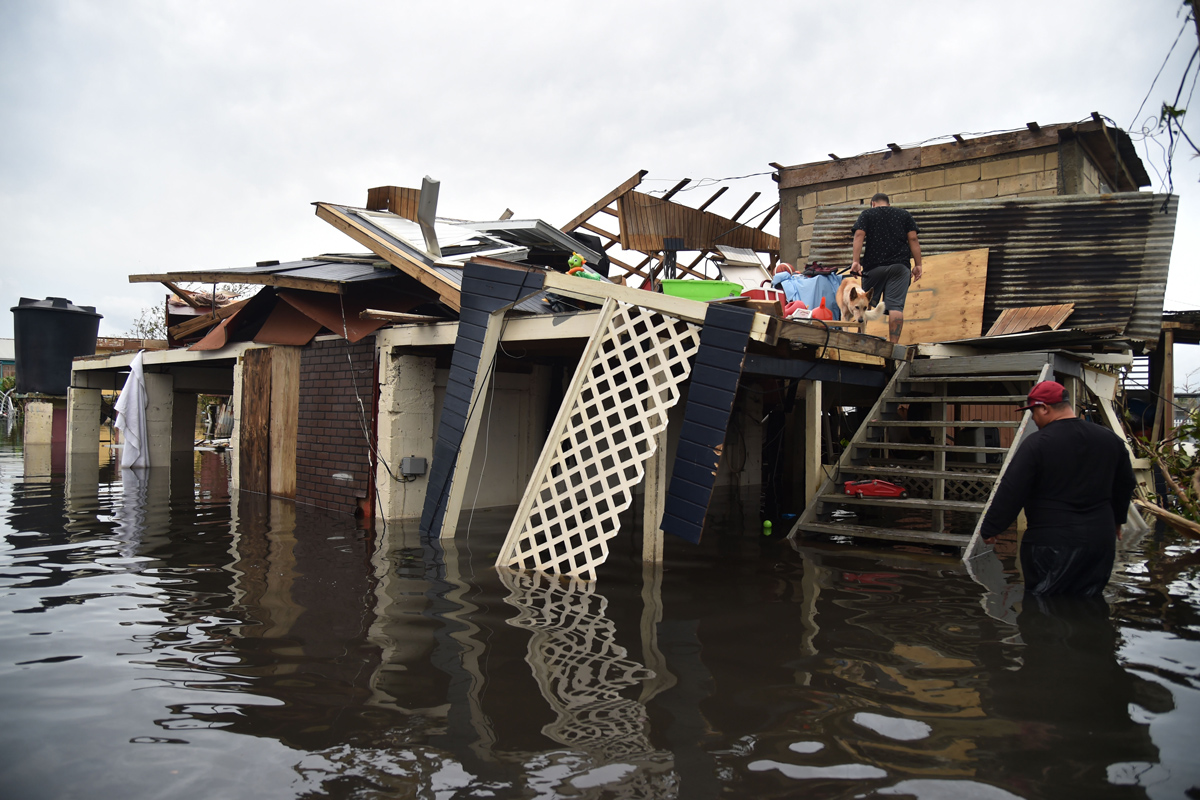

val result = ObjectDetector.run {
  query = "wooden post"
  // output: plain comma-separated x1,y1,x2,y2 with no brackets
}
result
440,308,509,538
269,346,300,498
239,348,272,494
1162,328,1176,442
803,380,823,506
932,396,947,531
642,429,667,563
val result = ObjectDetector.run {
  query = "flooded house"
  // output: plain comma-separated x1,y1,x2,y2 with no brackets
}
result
60,116,1178,583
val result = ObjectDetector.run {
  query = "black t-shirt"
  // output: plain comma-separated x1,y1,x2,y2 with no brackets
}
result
980,418,1137,546
851,206,919,270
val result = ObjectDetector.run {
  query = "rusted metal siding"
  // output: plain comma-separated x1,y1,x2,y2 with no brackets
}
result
810,193,1176,347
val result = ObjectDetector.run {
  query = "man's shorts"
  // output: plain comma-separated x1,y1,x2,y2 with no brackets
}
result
861,262,912,313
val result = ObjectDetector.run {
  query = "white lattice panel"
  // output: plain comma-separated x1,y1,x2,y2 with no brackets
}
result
500,302,701,579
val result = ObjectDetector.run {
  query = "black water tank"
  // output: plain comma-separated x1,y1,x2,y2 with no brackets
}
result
11,297,103,395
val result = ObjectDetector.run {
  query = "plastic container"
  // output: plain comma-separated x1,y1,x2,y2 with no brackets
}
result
11,297,103,395
660,279,743,302
740,287,786,302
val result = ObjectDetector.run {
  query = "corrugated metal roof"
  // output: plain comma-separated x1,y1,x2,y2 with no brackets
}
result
811,193,1176,347
181,257,399,283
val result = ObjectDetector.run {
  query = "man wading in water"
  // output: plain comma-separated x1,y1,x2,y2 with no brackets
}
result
849,192,923,343
980,381,1137,596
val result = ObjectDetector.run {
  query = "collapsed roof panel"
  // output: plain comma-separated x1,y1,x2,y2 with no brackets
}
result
809,193,1176,348
130,257,403,294
617,190,781,253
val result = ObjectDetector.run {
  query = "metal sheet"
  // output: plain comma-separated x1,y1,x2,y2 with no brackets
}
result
810,193,1176,347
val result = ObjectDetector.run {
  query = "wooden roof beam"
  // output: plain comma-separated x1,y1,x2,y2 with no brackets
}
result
563,170,647,233
579,221,620,242
162,281,209,309
697,186,729,212
132,271,348,295
314,203,461,311
731,191,761,222
756,202,780,231
660,178,691,202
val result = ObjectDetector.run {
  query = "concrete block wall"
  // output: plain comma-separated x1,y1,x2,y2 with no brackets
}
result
782,146,1080,265
296,336,376,515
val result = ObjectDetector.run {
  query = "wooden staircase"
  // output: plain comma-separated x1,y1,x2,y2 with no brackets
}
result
789,355,1057,554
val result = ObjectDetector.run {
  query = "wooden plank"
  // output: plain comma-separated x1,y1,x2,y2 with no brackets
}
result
132,271,347,294
868,419,1022,428
697,186,728,212
240,347,272,494
162,282,209,310
269,346,300,499
660,178,691,202
440,307,508,538
834,495,986,512
804,381,821,506
908,352,1053,377
617,191,779,253
314,204,461,312
776,318,906,360
168,298,249,339
580,221,620,241
563,170,648,233
843,465,999,482
795,522,968,547
986,303,1075,336
816,348,885,367
862,248,989,345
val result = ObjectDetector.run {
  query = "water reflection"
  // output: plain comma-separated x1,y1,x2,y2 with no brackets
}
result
1,442,1198,799
499,566,676,791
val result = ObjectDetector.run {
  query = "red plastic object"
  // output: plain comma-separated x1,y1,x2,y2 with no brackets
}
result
783,300,808,317
843,479,908,499
811,296,833,320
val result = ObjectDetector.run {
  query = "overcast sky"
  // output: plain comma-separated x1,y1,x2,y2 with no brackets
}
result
3,1,1199,385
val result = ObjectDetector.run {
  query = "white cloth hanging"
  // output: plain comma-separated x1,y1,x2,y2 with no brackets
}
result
113,351,149,469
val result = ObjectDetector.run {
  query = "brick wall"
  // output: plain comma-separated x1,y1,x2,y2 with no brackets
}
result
296,336,376,515
781,145,1089,265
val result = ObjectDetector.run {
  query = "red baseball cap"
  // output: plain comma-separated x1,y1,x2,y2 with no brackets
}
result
1018,380,1068,411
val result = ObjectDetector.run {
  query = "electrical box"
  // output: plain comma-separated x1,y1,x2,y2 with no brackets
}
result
401,457,427,477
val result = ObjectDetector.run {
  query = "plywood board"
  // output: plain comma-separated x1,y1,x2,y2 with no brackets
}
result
269,346,300,499
986,303,1075,336
240,347,272,494
864,248,989,345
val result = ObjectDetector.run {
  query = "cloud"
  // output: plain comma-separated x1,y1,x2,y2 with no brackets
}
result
1,0,1196,384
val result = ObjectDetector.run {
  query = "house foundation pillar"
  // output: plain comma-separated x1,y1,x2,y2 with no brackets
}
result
66,388,102,456
378,352,436,520
144,373,174,467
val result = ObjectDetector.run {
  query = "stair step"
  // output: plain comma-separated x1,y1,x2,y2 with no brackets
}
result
854,442,1008,454
893,395,1028,404
821,494,987,512
794,522,970,548
902,375,1040,384
866,419,1022,428
840,465,999,482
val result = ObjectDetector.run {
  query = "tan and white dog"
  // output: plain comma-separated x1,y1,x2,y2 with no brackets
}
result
836,276,886,324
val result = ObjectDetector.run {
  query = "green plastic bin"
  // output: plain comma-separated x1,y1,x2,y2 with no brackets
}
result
659,279,743,302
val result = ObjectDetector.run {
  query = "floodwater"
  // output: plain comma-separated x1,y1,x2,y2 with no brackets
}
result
2,440,1199,800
